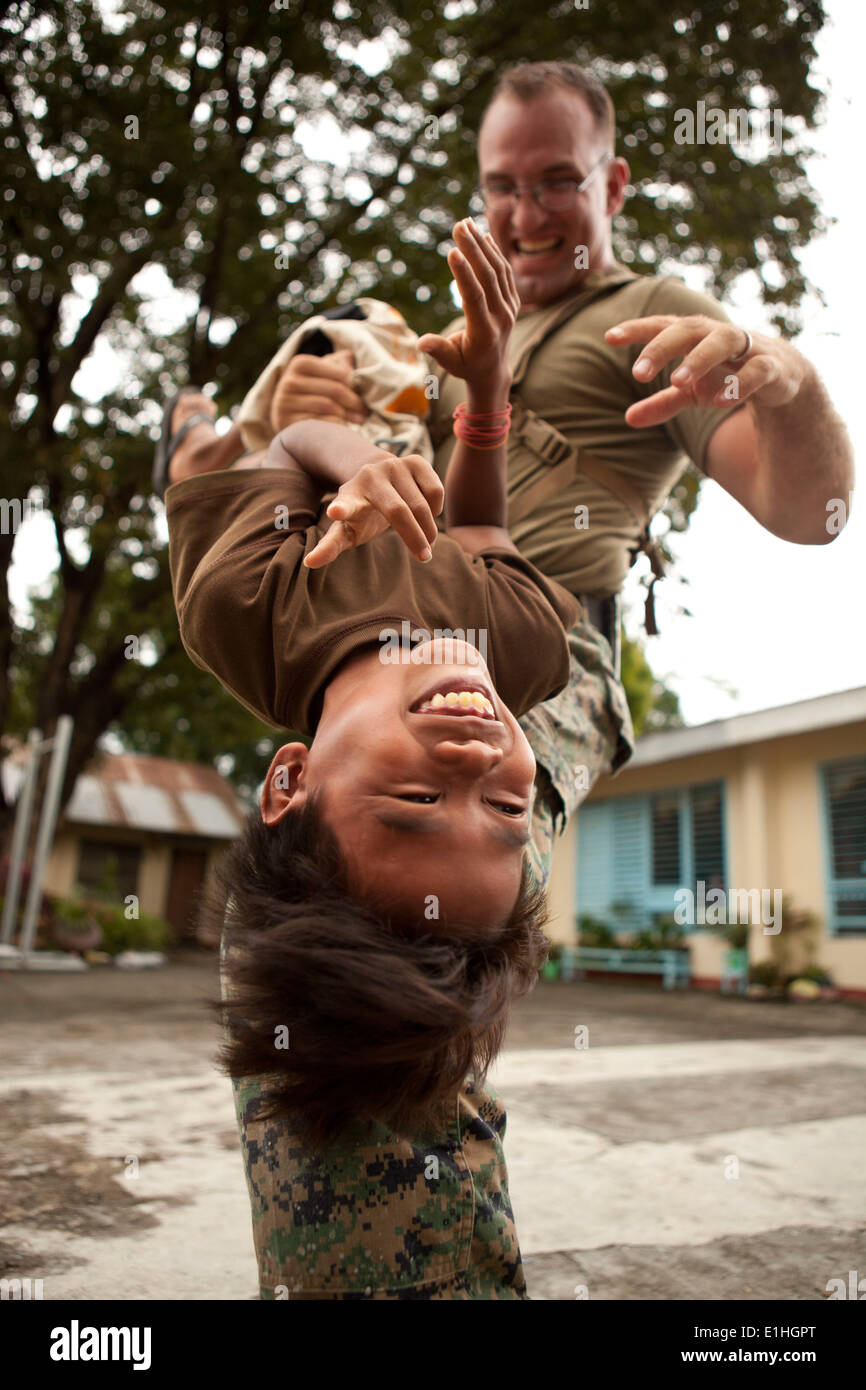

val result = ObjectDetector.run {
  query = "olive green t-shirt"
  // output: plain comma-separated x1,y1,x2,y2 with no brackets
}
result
430,266,748,598
165,466,579,734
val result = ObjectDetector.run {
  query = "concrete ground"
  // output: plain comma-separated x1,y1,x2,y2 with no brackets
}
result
1,952,864,1301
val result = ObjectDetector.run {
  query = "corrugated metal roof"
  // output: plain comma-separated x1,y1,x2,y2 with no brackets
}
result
2,747,248,840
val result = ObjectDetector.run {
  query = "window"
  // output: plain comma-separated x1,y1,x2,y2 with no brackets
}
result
650,782,725,890
578,780,727,930
691,783,725,890
77,840,141,901
651,793,680,884
821,756,866,934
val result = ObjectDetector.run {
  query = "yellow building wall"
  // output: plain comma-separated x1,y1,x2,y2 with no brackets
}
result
41,831,79,898
571,718,866,992
546,813,578,946
139,842,172,917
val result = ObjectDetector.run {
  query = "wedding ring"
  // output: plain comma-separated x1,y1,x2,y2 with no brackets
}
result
729,329,752,364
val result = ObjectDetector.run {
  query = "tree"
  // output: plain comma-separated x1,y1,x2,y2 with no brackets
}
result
0,0,828,828
620,632,684,737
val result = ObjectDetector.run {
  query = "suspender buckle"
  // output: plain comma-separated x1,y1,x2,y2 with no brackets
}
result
511,404,572,467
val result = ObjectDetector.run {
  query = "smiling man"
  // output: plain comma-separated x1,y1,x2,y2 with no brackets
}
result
431,61,853,609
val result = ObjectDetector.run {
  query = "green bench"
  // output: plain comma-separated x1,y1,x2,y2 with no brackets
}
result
573,946,691,990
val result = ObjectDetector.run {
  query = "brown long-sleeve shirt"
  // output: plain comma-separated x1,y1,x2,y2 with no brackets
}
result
166,466,579,732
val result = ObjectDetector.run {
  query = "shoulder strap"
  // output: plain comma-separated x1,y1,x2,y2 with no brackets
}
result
507,400,665,636
510,269,639,388
507,403,650,525
507,401,666,636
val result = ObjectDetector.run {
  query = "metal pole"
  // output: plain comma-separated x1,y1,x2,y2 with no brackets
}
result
1,729,43,946
19,716,74,956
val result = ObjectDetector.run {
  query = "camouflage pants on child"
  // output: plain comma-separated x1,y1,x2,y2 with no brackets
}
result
522,612,634,890
222,613,634,1299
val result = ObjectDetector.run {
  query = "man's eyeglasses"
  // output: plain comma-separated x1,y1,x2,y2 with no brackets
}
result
477,153,612,211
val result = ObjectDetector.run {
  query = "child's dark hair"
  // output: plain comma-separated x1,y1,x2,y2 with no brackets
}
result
200,795,550,1148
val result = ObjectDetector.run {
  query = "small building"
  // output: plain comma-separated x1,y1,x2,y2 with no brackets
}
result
545,686,866,998
3,750,248,942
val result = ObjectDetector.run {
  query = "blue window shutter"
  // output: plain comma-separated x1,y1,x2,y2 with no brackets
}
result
610,796,650,928
650,790,681,885
576,802,613,918
820,755,866,934
688,781,726,890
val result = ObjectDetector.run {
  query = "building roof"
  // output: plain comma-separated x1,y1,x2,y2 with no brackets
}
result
630,685,866,769
2,748,248,840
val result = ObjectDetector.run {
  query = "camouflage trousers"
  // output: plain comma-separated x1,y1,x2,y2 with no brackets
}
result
520,612,635,892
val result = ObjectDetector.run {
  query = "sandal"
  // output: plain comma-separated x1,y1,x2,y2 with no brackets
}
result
152,387,215,500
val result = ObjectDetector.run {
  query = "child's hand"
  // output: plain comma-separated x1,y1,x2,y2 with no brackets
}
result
418,219,519,390
270,349,367,431
304,451,444,570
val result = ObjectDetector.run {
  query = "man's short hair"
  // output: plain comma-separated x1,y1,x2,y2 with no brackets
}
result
482,61,616,151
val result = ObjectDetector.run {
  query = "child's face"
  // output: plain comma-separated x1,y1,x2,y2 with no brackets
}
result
266,639,536,929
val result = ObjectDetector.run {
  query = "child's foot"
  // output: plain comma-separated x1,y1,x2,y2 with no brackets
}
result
166,392,218,485
152,388,220,499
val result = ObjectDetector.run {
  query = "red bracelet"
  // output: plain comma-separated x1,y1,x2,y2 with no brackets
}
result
452,402,512,450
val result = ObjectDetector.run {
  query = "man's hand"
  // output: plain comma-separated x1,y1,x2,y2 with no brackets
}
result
605,314,805,428
418,218,519,395
270,348,368,429
304,451,444,570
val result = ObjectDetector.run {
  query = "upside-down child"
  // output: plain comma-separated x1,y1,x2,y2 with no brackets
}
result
158,222,621,1299
154,219,633,893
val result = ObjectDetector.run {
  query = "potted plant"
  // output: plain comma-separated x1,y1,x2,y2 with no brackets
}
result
747,959,783,999
609,898,641,942
654,914,688,951
52,896,103,954
577,915,618,949
770,896,822,983
92,901,174,957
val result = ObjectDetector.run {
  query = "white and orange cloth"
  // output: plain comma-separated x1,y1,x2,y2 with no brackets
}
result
237,298,434,461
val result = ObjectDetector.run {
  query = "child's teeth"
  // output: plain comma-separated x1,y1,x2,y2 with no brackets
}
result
416,689,495,716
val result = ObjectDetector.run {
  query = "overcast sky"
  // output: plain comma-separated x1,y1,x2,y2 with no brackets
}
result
9,0,864,729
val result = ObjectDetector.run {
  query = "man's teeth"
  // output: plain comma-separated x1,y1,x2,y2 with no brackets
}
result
516,239,560,253
417,690,495,717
